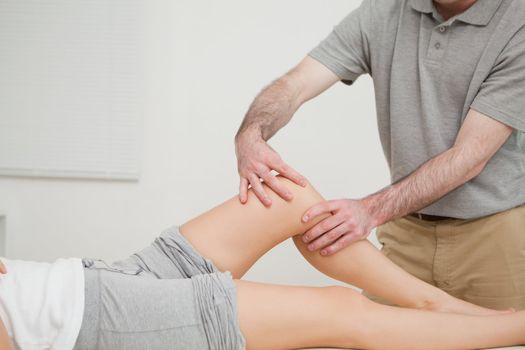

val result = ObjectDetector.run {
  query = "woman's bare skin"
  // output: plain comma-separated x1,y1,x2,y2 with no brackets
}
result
180,176,524,349
181,176,507,316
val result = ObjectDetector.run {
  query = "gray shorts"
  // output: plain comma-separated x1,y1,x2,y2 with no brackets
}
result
73,225,246,350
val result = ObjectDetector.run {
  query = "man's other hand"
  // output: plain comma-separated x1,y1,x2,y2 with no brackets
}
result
235,135,307,206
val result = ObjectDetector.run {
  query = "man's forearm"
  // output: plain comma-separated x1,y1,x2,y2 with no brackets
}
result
236,75,302,142
362,144,486,226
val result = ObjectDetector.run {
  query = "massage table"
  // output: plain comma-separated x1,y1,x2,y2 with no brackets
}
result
307,347,525,349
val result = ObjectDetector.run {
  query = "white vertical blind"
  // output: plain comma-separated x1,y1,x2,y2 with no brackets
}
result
0,0,144,180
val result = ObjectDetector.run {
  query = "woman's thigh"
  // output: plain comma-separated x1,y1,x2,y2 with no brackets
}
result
235,280,367,350
74,269,366,350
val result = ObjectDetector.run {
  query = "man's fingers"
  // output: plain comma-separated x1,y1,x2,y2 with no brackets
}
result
239,177,249,204
262,173,293,201
274,161,308,187
321,233,358,256
0,260,6,274
307,223,348,252
302,200,338,223
302,215,344,244
248,174,272,206
306,224,347,252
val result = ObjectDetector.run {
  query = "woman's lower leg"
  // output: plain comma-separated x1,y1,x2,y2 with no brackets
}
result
356,302,524,350
293,236,505,315
235,280,525,350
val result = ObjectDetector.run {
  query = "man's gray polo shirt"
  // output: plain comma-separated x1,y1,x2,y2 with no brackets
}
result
309,0,525,219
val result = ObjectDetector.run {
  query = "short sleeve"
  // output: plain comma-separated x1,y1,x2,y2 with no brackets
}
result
308,0,374,85
471,31,525,132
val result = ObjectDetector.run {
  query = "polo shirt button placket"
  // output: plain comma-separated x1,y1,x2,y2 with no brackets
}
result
427,24,450,61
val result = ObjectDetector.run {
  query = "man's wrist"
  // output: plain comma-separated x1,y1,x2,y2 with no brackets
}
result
360,191,391,228
235,125,264,145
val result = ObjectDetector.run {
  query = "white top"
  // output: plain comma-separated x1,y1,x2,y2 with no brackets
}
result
0,258,85,350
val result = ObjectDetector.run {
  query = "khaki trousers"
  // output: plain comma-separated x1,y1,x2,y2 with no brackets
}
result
364,203,525,310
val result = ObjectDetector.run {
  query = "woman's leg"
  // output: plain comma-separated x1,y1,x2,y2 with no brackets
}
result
179,176,329,279
180,176,499,315
292,236,508,315
235,280,525,350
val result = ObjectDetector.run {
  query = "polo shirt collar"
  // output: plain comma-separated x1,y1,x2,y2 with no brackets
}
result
410,0,433,14
410,0,504,26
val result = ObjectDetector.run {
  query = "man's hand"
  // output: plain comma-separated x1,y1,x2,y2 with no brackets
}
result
235,56,340,206
235,134,307,206
300,109,513,257
301,198,377,255
0,259,6,274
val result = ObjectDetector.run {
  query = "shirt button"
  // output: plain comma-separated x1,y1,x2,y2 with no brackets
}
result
435,42,441,49
439,26,446,33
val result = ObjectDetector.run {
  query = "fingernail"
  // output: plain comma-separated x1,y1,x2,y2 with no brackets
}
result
286,192,293,200
302,236,309,243
303,215,309,222
321,250,327,256
308,245,315,251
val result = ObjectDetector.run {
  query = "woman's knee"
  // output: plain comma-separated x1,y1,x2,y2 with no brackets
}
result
311,286,373,348
255,175,329,238
320,286,371,308
269,175,325,210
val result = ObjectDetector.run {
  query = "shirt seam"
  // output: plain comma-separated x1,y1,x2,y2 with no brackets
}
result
307,52,361,82
470,100,525,131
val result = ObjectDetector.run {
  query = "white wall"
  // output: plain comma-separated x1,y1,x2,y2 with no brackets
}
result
0,0,389,286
